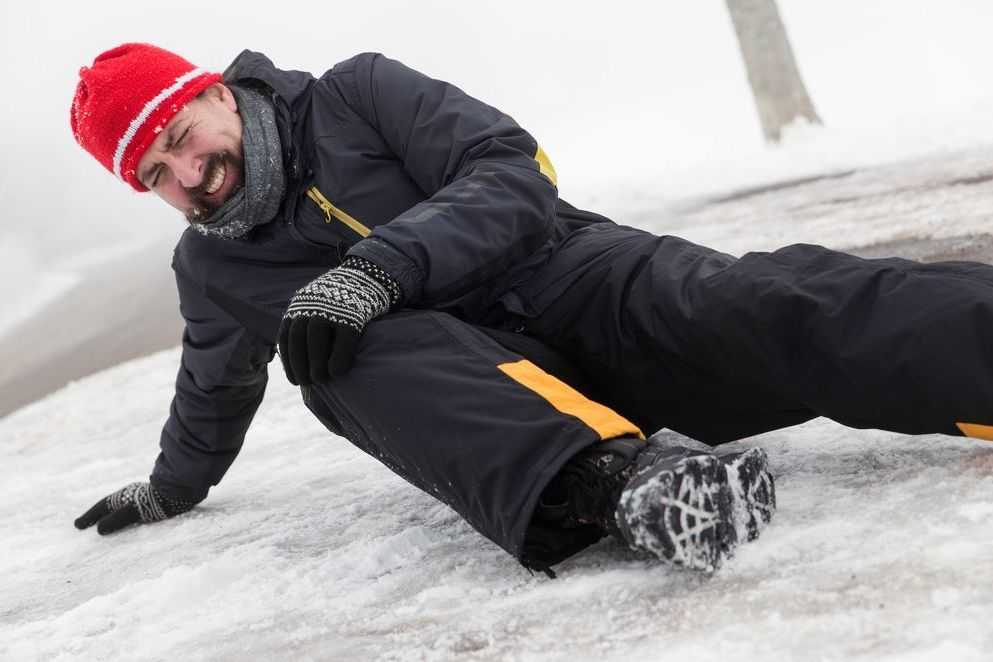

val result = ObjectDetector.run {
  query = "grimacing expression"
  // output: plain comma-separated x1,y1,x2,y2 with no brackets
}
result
136,83,244,222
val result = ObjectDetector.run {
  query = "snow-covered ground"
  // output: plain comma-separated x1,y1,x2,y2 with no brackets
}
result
4,146,993,661
3,344,993,662
640,145,993,256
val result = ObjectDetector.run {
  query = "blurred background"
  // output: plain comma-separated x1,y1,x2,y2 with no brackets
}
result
2,0,993,415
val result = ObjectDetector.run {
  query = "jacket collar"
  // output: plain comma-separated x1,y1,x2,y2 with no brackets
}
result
222,50,312,218
222,50,313,109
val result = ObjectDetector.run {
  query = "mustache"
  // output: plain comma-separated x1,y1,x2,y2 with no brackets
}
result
184,151,243,224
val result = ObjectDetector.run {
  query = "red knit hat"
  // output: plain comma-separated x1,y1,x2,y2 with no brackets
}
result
70,43,222,192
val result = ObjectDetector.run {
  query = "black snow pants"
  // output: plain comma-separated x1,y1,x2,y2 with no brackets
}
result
304,223,993,570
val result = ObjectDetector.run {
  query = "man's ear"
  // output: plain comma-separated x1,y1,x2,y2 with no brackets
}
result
203,82,237,112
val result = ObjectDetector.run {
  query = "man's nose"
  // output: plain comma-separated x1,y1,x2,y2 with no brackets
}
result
166,153,203,189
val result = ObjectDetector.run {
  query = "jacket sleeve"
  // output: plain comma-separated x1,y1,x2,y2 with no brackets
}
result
150,269,272,502
336,52,559,306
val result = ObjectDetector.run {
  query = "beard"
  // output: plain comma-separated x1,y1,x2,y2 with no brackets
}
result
184,150,244,224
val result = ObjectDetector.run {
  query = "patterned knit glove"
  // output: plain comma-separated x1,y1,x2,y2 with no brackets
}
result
74,482,199,535
278,256,401,385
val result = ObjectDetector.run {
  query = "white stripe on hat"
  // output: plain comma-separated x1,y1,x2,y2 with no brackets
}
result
112,67,207,181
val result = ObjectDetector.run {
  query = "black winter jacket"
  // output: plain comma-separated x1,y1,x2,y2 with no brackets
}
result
151,50,610,501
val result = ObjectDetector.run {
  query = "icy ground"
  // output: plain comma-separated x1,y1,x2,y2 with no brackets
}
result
4,148,993,661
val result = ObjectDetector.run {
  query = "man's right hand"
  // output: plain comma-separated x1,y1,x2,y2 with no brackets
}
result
74,482,198,535
278,257,401,385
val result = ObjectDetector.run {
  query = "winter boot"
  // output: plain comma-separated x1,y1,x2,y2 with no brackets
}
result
534,436,645,534
641,430,777,545
642,430,777,549
536,432,776,572
614,440,735,571
714,446,776,542
537,436,736,571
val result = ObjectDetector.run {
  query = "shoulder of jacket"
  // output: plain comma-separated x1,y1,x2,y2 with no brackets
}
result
318,53,383,114
325,53,403,90
223,49,315,105
328,52,383,75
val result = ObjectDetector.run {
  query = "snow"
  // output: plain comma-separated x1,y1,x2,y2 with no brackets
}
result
636,145,993,256
2,350,993,660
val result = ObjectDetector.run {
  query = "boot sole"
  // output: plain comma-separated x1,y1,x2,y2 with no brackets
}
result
615,455,736,572
724,448,776,542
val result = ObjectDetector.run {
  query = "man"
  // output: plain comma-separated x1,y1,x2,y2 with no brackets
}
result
70,43,992,577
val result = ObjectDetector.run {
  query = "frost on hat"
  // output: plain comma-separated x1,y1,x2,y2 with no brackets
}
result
70,43,222,192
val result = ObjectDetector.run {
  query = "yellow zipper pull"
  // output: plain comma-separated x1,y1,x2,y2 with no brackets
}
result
306,187,333,223
319,202,333,224
306,186,372,237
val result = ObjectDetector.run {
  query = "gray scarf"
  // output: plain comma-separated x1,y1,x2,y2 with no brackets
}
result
191,85,285,239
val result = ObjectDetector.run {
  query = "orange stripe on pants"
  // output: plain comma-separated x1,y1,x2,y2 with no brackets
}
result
956,422,993,441
498,359,643,441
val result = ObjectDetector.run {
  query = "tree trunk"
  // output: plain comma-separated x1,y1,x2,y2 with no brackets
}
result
725,0,822,142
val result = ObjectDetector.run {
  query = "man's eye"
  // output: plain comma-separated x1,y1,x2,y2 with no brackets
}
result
175,123,193,147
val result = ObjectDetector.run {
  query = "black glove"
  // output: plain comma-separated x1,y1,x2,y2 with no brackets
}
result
74,482,198,535
278,256,401,385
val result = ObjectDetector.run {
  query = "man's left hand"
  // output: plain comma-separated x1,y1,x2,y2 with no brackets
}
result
75,482,198,535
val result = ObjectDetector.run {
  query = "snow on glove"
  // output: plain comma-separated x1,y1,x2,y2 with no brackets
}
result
278,256,401,385
74,482,198,535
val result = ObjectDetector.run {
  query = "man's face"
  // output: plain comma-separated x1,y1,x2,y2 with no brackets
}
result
136,83,244,222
